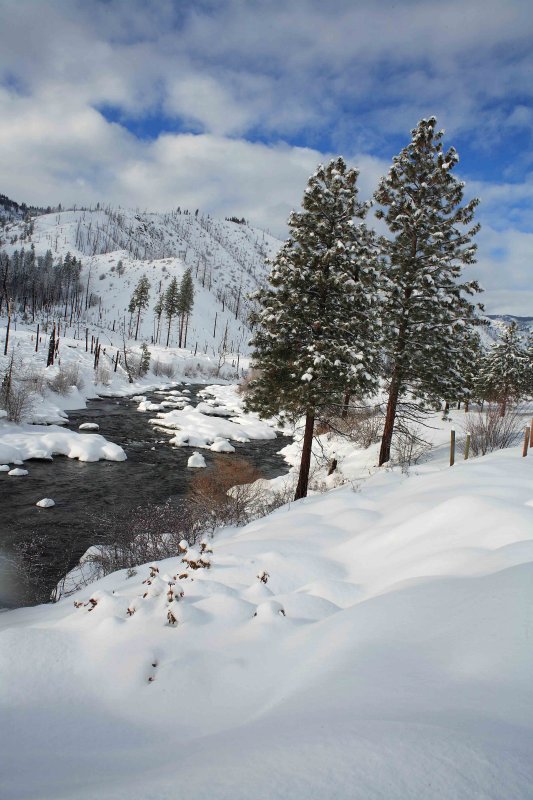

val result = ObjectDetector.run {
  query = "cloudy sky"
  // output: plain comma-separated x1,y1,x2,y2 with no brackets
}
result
1,0,532,313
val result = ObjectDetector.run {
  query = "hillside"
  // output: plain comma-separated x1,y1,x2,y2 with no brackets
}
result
1,205,282,356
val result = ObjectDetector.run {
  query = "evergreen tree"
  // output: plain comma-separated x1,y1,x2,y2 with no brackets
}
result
177,268,194,348
139,342,151,377
245,157,381,500
477,322,527,414
164,277,180,347
524,331,533,397
374,117,483,465
153,293,164,345
129,275,150,340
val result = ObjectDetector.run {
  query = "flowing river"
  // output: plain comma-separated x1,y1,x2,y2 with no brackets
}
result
0,385,292,608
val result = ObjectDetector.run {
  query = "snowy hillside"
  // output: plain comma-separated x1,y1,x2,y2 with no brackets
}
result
1,440,532,799
2,205,282,355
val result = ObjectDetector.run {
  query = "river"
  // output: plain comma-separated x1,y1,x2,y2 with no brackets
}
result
0,385,292,608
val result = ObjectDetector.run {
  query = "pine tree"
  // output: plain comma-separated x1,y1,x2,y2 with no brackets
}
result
477,322,527,414
164,277,180,347
524,331,533,397
154,293,164,345
245,157,381,500
139,342,151,377
177,268,194,348
129,275,150,341
374,117,483,465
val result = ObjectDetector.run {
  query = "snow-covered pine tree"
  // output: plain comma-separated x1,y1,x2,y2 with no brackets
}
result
245,157,381,500
374,117,483,466
129,274,150,341
524,331,533,397
477,322,528,414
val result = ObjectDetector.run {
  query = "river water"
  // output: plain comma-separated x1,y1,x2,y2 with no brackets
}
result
0,385,292,608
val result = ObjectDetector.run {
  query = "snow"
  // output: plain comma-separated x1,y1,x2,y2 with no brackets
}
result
78,422,99,431
7,467,28,476
0,422,126,464
187,451,206,468
146,386,277,449
36,498,55,508
1,445,532,799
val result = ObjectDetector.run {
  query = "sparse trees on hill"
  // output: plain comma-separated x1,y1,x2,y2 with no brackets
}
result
374,117,483,466
245,157,381,500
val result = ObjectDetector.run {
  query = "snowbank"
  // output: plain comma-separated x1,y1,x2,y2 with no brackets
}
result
0,422,126,464
1,446,532,799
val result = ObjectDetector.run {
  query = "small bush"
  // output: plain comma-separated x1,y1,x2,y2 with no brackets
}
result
94,363,111,386
152,358,176,379
461,405,522,457
48,363,84,395
391,425,432,473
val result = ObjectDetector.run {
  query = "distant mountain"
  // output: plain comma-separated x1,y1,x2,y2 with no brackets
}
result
484,314,533,343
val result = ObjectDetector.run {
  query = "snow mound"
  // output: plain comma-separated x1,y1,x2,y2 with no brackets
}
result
36,498,55,508
1,447,532,799
209,438,236,453
187,451,206,468
7,467,28,476
79,423,99,431
0,423,126,463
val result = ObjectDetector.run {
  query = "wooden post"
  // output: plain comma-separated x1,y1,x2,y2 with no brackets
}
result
523,427,530,458
450,430,455,467
464,433,470,461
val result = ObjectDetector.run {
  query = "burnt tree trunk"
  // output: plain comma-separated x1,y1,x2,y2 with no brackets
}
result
294,411,315,501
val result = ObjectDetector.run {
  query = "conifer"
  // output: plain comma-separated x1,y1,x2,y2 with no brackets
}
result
375,117,483,465
245,157,381,499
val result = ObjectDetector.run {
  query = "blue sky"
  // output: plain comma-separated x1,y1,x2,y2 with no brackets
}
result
0,0,532,313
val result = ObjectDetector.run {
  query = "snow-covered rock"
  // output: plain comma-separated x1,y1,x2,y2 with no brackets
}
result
7,468,28,476
78,422,99,431
187,451,206,468
36,498,55,508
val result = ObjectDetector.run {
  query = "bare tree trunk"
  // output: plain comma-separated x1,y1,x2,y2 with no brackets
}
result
294,411,315,501
341,389,350,419
378,373,400,467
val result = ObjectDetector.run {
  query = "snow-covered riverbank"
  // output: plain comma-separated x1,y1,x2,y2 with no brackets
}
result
1,442,532,799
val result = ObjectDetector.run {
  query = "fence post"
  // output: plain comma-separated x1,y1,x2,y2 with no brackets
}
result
523,427,530,458
464,433,470,460
450,430,455,467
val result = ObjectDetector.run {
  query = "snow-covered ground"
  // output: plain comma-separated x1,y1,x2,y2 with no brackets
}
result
1,437,532,798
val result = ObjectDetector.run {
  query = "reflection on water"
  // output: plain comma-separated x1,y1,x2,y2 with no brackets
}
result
0,386,291,607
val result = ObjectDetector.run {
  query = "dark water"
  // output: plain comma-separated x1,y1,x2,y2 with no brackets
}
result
0,385,292,608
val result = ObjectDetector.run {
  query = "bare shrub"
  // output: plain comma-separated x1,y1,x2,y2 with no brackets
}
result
461,405,522,457
21,366,47,396
48,363,84,395
152,358,176,378
317,403,383,449
94,363,111,385
1,382,34,422
236,368,262,396
391,425,432,473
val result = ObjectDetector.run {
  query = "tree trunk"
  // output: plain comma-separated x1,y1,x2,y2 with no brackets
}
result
378,373,400,466
166,316,172,347
341,389,351,419
294,411,315,501
135,307,141,340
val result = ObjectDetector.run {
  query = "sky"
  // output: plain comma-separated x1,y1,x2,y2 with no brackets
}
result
0,0,532,314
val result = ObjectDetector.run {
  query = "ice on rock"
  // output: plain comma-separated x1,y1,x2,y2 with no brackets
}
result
36,498,55,508
79,423,99,431
0,465,10,472
187,452,206,468
8,468,28,476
